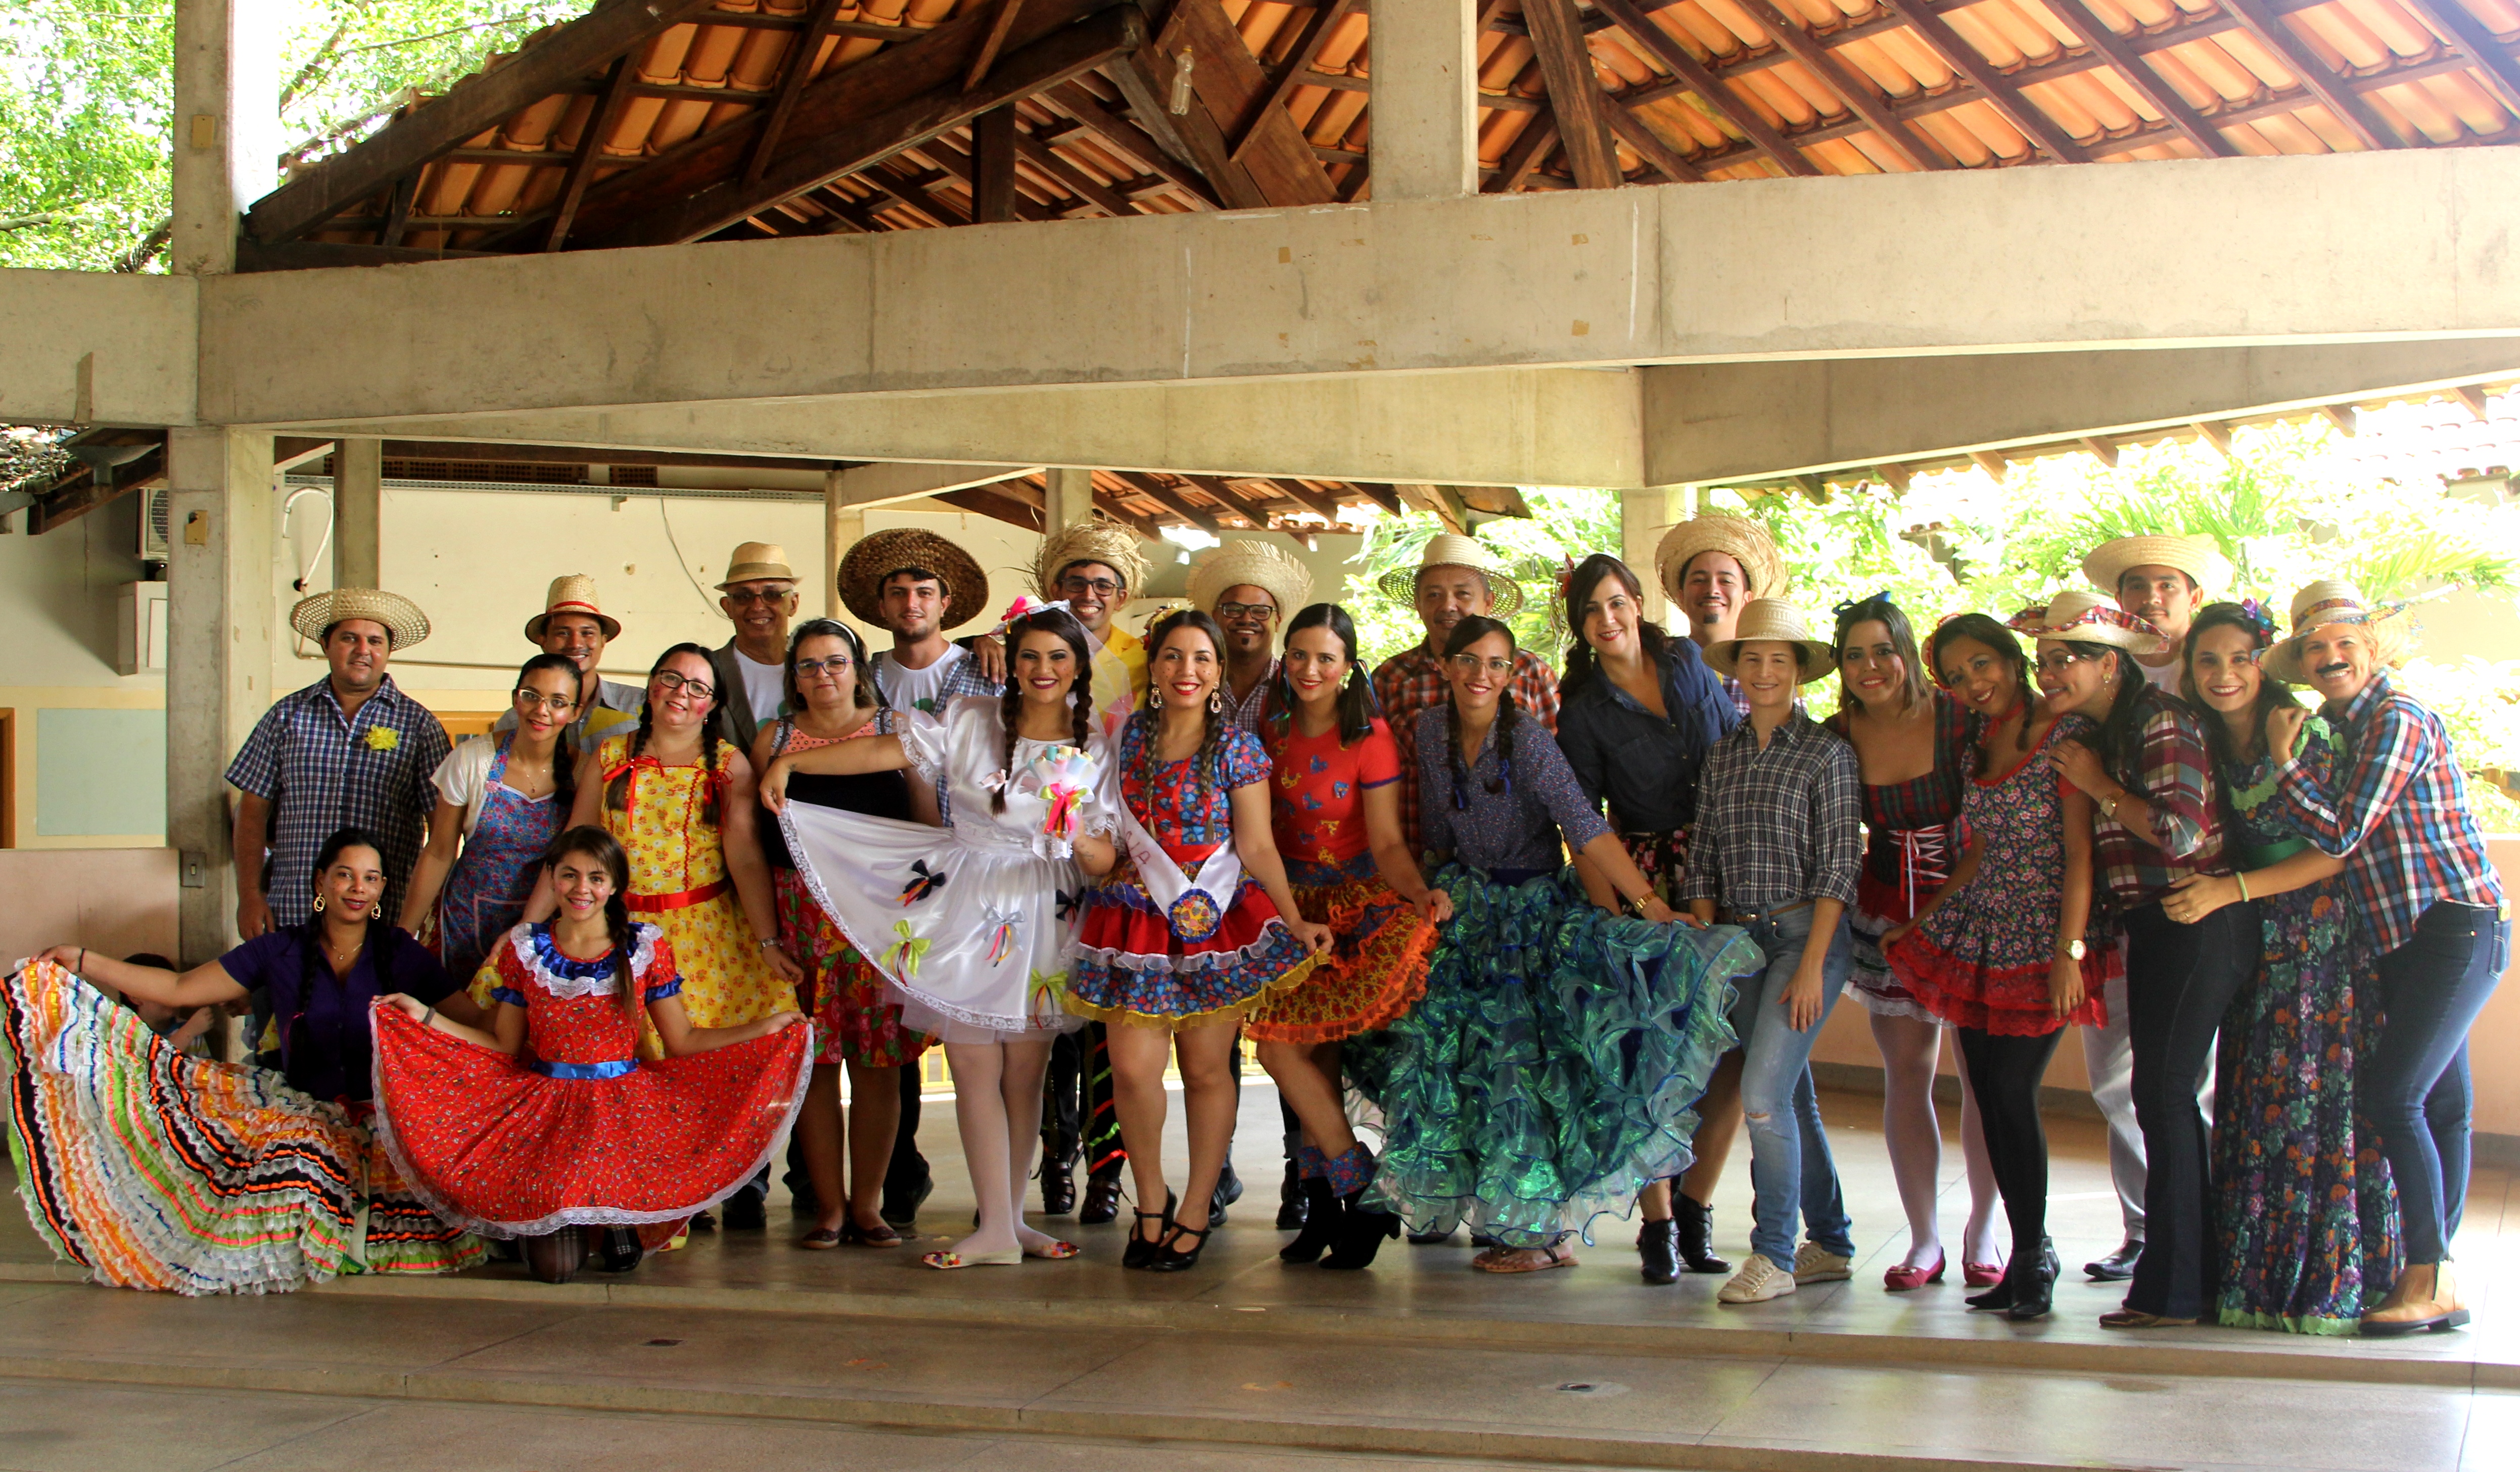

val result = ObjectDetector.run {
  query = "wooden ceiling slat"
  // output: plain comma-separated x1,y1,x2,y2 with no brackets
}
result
745,0,854,187
1729,0,1947,171
2395,0,2520,123
1106,45,1277,208
2046,0,2237,158
1521,0,1624,188
1111,471,1225,532
544,54,636,251
1010,126,1140,215
1605,102,1704,182
1266,478,1348,521
1156,0,1340,205
1227,0,1359,164
1486,108,1560,193
1176,471,1280,529
1872,0,2091,164
964,0,1031,91
2214,0,2396,150
1043,81,1223,207
1592,0,1820,177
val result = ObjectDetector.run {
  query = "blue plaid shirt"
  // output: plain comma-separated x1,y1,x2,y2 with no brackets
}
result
873,647,1003,824
225,675,450,928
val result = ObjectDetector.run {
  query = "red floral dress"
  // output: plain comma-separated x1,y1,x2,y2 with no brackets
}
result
372,922,811,1242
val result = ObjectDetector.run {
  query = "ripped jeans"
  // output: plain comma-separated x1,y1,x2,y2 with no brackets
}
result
1726,903,1856,1272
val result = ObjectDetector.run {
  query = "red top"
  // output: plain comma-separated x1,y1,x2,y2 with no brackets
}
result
1265,717,1402,866
487,922,683,1071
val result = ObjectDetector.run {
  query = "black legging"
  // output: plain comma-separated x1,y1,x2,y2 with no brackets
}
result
1956,1027,2064,1268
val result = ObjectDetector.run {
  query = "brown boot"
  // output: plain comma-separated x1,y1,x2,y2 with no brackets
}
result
2362,1261,2471,1337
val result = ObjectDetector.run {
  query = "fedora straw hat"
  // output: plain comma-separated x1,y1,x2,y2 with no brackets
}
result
1654,513,1789,609
2006,588,2171,654
291,587,430,649
1704,599,1837,682
2260,578,2416,684
1037,521,1150,601
1373,532,1525,618
838,529,991,631
2080,534,2232,599
524,574,620,641
717,541,798,589
1186,539,1314,619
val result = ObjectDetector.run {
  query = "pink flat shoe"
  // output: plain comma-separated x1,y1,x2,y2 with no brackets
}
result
1963,1259,2005,1288
1884,1251,1946,1292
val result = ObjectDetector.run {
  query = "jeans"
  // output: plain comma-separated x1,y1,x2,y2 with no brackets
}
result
2366,901,2509,1265
1728,904,1856,1271
1957,1027,2064,1267
2121,898,2256,1319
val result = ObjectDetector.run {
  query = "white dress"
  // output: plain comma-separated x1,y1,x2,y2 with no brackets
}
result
780,697,1106,1044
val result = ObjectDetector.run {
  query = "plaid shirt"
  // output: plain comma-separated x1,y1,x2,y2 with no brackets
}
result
2092,685,2229,908
1681,711,1861,913
1372,642,1561,853
225,675,450,929
873,647,1003,825
2273,672,2504,954
1226,658,1279,734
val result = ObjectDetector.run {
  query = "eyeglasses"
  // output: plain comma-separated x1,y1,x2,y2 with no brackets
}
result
654,671,716,700
1448,654,1515,677
722,587,795,606
1212,601,1276,622
795,656,853,677
514,692,579,714
1059,575,1123,598
2033,651,2088,675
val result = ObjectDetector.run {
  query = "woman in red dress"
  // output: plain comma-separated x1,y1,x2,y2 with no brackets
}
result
372,826,810,1284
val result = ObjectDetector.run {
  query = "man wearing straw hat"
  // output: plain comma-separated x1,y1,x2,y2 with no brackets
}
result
1371,533,1559,856
839,527,1002,735
709,541,803,748
1037,521,1152,722
1655,512,1789,719
1187,539,1315,733
2263,579,2506,1336
226,588,451,940
494,575,644,748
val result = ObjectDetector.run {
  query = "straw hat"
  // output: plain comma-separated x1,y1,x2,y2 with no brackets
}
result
717,541,798,589
2260,578,2416,684
1654,513,1789,609
2007,588,2171,654
2080,534,2232,599
1036,521,1149,600
1373,532,1525,617
1186,540,1314,619
291,587,430,649
837,528,991,631
524,574,620,641
1703,599,1837,682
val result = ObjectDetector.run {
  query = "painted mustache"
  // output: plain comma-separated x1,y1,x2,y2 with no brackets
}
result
2317,662,2352,677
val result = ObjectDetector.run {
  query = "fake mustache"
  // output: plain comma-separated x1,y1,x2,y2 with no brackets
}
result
2317,662,2352,677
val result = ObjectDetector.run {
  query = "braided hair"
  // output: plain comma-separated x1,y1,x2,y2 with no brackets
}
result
1558,554,1669,703
992,606,1098,814
606,643,726,825
1134,609,1230,797
1273,603,1376,747
1442,615,1522,805
539,826,643,1022
1929,613,2035,752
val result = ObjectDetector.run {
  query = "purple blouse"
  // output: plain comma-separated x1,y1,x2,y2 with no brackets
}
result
219,923,454,1103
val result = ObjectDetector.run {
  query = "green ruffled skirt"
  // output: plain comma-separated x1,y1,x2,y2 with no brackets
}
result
1346,865,1757,1248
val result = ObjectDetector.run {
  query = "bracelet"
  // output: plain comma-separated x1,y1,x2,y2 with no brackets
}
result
757,936,777,950
2235,872,2252,902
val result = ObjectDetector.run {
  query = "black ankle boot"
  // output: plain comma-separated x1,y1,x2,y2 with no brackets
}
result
2008,1237,2060,1321
1675,1193,1730,1274
1320,1196,1400,1270
1276,1159,1309,1230
1638,1218,1681,1285
595,1226,644,1274
1280,1177,1343,1263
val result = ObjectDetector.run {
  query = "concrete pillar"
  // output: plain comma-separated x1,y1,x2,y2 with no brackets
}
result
1621,485,1681,623
1368,0,1479,201
822,467,864,619
331,436,382,588
165,428,276,966
1043,467,1095,534
171,0,281,277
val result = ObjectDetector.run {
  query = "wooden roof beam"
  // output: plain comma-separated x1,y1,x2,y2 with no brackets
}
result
1485,108,1559,192
1729,0,1945,170
745,0,854,187
1520,0,1624,188
2394,0,2520,123
2191,420,2234,457
1110,471,1225,533
1176,471,1281,529
1873,0,2090,163
1006,125,1139,215
1265,478,1348,521
1347,482,1407,516
1227,0,1358,164
2214,0,2395,151
1969,450,2009,483
544,55,637,252
2048,0,2237,157
1150,0,1338,207
2455,384,2495,420
1043,81,1222,207
2080,434,2119,466
964,0,1031,91
1591,0,1819,176
1604,103,1703,182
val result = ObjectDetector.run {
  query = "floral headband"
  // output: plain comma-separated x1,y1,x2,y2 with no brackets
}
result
991,595,1076,636
2233,598,2278,647
2005,603,2161,639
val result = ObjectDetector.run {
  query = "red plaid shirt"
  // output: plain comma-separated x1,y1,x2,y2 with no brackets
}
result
1372,643,1561,853
2092,686,2230,908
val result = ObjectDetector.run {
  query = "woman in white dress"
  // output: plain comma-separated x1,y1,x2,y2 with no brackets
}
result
764,602,1117,1268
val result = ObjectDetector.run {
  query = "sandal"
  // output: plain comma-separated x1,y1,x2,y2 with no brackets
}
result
798,1226,843,1251
839,1218,902,1248
1473,1241,1577,1274
1123,1190,1177,1271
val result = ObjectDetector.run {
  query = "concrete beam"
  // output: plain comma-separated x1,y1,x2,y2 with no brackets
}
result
1043,466,1093,533
198,148,2520,428
1371,0,1479,201
0,270,199,427
831,460,1041,508
1645,338,2520,485
171,0,279,277
332,436,382,587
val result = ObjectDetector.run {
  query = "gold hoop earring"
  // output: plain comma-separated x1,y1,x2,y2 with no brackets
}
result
312,895,325,914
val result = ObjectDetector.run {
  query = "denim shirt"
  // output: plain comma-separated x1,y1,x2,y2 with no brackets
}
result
1556,641,1736,835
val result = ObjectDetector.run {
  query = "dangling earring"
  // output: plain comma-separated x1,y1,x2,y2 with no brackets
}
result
312,894,325,914
1151,686,1164,709
1208,686,1226,715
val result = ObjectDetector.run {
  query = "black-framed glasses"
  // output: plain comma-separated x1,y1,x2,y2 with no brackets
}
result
795,656,854,677
1213,601,1276,622
655,670,717,700
1059,575,1123,598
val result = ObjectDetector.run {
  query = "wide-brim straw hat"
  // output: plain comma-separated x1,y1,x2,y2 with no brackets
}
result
1704,599,1837,682
717,541,798,589
1186,539,1314,619
292,587,430,649
1654,513,1789,607
838,529,991,631
2080,534,2233,599
2008,588,2171,654
2260,578,2416,683
524,573,620,641
1037,521,1149,600
1373,532,1525,617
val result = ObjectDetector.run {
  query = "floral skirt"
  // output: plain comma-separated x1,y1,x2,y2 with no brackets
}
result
1886,879,2114,1037
774,867,930,1068
1243,853,1433,1044
1066,859,1319,1031
0,959,483,1295
1343,865,1757,1248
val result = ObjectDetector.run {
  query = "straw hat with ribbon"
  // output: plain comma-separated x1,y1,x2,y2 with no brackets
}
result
2080,534,2233,599
2006,588,2171,654
1186,539,1314,619
837,528,991,631
1654,513,1789,609
1036,521,1149,600
1373,532,1525,618
717,541,798,589
1703,599,1837,682
291,587,431,649
2260,579,2417,684
524,574,620,641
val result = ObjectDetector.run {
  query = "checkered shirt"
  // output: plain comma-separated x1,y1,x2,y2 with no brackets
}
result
1227,659,1279,734
225,675,451,928
1371,642,1561,854
2091,685,2231,909
1679,711,1861,913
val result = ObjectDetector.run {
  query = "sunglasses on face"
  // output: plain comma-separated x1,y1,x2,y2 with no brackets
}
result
723,588,794,606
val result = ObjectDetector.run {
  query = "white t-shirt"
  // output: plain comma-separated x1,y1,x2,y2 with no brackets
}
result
2137,654,2183,694
735,648,788,727
877,645,966,716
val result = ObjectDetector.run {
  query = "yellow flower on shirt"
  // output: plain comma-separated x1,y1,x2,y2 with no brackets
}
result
364,727,400,752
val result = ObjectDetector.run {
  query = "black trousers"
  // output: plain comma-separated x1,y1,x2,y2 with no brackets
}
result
2121,898,2257,1319
1956,1027,2064,1264
884,1059,929,1199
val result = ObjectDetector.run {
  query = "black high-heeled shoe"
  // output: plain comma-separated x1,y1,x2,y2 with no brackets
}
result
1637,1218,1681,1286
1123,1190,1177,1270
1320,1200,1400,1270
1965,1274,2016,1311
1675,1193,1731,1275
1148,1220,1212,1272
1279,1177,1343,1264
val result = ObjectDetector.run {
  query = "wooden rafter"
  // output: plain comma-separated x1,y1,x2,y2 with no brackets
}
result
1346,482,1407,517
1485,109,1559,193
377,172,418,248
1873,0,2091,163
1603,103,1701,182
1519,0,1622,188
1176,472,1284,531
1226,0,1358,164
1106,46,1276,209
1153,0,1338,206
2048,0,2237,158
1110,471,1224,532
1265,478,1346,521
963,0,1030,91
1007,126,1137,215
544,54,637,251
1043,81,1222,207
2395,0,2520,123
1729,0,1945,171
1590,0,1818,177
745,0,853,187
2214,0,2395,151
968,106,1020,222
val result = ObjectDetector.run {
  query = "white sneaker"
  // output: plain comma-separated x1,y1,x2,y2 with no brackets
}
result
1793,1242,1854,1284
1718,1254,1797,1304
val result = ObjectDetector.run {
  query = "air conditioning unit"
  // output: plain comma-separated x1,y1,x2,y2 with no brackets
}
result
117,581,169,675
137,484,170,561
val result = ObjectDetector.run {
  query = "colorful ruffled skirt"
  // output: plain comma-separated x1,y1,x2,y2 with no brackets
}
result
1344,865,1758,1248
1885,884,2114,1036
1243,853,1433,1044
1066,859,1319,1030
773,867,930,1068
0,959,484,1295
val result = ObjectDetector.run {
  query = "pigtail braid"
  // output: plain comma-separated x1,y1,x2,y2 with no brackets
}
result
1490,697,1518,795
992,679,1023,814
610,899,641,1022
1445,697,1469,810
605,701,654,813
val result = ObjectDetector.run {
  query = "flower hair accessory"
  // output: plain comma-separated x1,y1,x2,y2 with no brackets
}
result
991,595,1074,636
1831,590,1894,621
2234,597,2278,646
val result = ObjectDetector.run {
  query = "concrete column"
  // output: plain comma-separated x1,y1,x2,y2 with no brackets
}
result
1043,467,1095,534
1368,0,1479,201
331,436,382,588
822,467,864,619
171,0,281,277
165,428,276,966
1620,486,1681,624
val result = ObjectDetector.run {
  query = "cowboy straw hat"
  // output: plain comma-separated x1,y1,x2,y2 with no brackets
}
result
2007,588,2171,654
1654,513,1789,609
1704,599,1837,682
291,587,430,650
1373,532,1525,618
1186,539,1314,619
837,528,991,631
717,541,798,589
524,574,621,642
1036,521,1149,600
2080,534,2233,599
2260,578,2416,684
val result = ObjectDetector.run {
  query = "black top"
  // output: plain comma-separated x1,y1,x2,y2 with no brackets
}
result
1556,640,1738,835
760,713,916,871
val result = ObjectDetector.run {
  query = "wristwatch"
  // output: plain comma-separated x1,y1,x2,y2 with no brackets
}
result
2058,938,2087,961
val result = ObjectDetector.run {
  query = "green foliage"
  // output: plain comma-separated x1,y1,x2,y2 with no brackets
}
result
1342,488,1623,666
